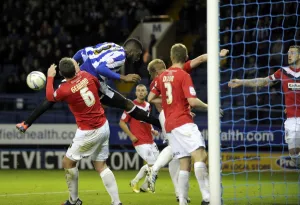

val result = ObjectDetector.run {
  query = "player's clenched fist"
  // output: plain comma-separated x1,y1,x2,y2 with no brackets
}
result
228,79,242,88
47,64,57,77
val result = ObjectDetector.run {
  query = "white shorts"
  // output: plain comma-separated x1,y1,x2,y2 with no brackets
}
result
284,118,300,150
135,143,160,165
170,123,205,159
159,110,166,136
66,120,110,162
99,81,115,99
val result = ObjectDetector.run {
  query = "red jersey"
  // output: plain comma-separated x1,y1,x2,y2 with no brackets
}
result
120,100,154,146
46,71,106,130
183,60,192,74
269,66,300,118
151,67,197,132
149,60,192,91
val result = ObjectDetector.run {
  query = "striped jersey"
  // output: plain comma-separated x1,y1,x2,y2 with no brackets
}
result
73,42,126,82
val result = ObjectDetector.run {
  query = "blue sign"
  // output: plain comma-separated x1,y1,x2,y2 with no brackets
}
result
109,124,285,146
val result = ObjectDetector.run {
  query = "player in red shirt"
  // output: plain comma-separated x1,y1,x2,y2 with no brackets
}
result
46,58,122,205
146,49,228,201
119,84,159,193
228,45,300,168
148,44,211,205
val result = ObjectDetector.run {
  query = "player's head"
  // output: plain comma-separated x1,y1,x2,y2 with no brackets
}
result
124,38,143,62
135,84,148,101
288,45,300,66
59,57,80,79
147,59,166,79
170,43,188,64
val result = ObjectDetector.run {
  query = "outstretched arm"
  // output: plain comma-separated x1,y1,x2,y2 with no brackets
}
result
189,49,229,69
46,64,58,101
228,77,272,88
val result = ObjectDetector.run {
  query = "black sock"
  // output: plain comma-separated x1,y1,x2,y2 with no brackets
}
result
25,99,55,126
128,106,162,129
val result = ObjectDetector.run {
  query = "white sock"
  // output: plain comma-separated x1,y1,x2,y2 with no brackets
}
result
178,170,190,205
152,145,173,174
64,167,79,203
194,162,210,202
168,159,180,197
100,168,121,204
132,164,149,184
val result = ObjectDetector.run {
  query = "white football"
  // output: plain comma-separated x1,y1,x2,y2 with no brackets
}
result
26,71,46,90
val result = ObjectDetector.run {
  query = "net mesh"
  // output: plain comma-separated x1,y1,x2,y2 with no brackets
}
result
219,0,300,204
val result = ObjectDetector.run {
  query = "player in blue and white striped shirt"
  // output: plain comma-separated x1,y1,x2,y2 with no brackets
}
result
16,38,162,133
73,41,141,83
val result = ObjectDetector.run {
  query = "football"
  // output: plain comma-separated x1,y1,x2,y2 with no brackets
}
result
26,71,46,90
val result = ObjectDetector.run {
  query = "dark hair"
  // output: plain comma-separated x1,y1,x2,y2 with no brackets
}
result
290,45,300,53
124,38,143,50
59,58,76,78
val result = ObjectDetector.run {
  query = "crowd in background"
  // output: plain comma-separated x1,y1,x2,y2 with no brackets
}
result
1,0,299,125
0,0,171,93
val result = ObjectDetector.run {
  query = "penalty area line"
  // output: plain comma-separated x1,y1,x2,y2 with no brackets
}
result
0,190,98,197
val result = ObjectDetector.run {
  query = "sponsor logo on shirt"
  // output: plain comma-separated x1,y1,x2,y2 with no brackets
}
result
189,86,196,96
288,83,300,90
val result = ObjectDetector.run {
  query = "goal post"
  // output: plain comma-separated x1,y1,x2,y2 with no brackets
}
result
207,0,222,204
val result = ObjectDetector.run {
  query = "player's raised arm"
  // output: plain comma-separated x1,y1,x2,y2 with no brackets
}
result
189,49,229,69
228,77,271,88
45,64,58,102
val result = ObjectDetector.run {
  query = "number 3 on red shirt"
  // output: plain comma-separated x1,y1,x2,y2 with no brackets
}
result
80,87,96,107
164,82,173,104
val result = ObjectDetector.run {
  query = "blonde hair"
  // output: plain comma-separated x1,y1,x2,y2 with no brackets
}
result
147,59,166,73
170,43,188,63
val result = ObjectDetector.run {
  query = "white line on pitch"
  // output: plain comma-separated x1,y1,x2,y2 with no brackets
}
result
0,190,98,197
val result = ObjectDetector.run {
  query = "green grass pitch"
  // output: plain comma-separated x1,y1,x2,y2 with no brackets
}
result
0,170,299,205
